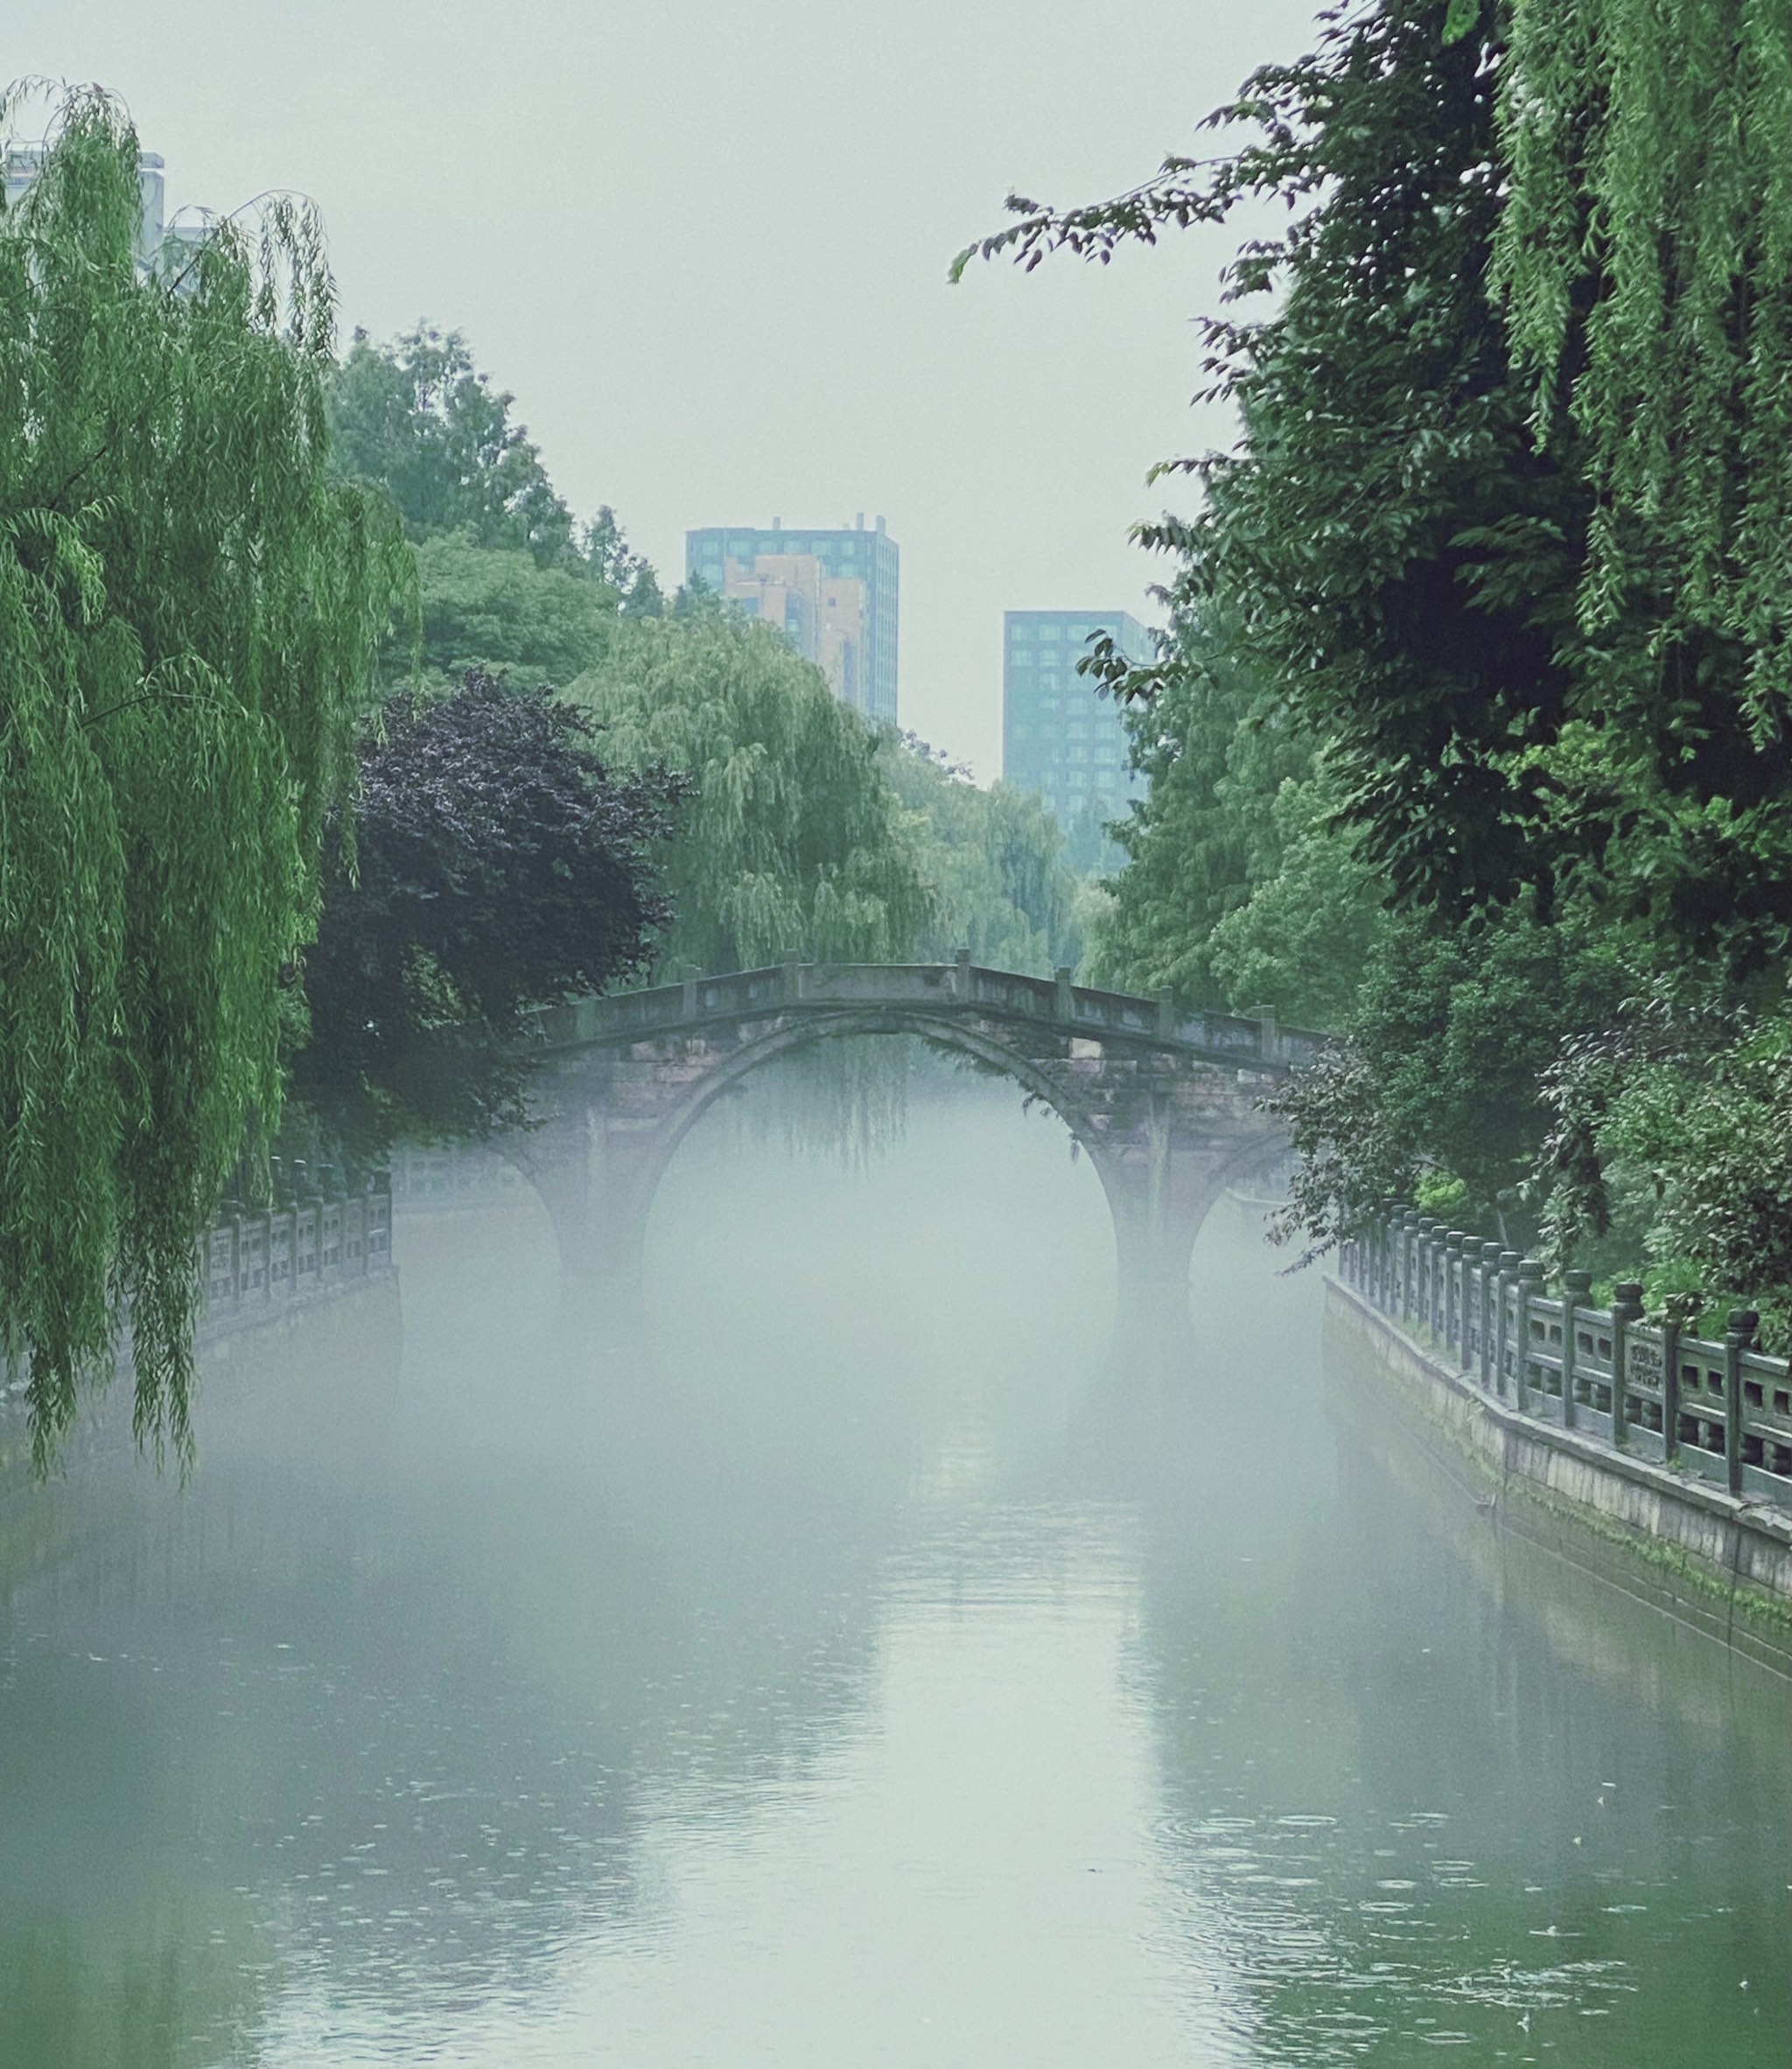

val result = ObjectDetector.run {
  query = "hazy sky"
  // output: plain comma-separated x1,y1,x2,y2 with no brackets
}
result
11,0,1320,776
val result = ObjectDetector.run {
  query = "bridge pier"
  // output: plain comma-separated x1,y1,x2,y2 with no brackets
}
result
509,1102,659,1284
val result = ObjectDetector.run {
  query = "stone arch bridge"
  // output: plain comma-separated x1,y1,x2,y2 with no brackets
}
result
507,956,1321,1301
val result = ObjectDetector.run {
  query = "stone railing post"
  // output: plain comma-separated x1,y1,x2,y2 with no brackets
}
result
1443,1232,1465,1360
1250,1004,1278,1062
1493,1251,1520,1399
1609,1281,1642,1449
1440,1228,1458,1344
1559,1269,1592,1429
782,955,805,1003
1401,1212,1422,1325
1478,1242,1502,1391
1725,1308,1760,1496
1054,966,1075,1023
1156,988,1176,1039
1662,1316,1683,1464
1515,1259,1544,1413
681,977,698,1022
1414,1218,1433,1332
1423,1220,1445,1337
956,947,973,1002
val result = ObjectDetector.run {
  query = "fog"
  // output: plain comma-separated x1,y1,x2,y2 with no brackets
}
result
0,1049,1784,2066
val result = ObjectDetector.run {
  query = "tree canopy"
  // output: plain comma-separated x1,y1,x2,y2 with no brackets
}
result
329,331,663,693
408,532,620,690
293,672,682,1150
877,733,1079,977
960,0,1790,973
569,605,931,975
0,88,406,1463
328,324,577,564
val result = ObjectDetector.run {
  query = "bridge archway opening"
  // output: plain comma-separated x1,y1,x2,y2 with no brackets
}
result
639,1027,1120,1381
626,1011,1132,1272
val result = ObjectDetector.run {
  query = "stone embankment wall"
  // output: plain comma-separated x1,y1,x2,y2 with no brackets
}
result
1326,1278,1791,1675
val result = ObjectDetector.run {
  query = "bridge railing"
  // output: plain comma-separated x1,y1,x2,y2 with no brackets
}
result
521,959,1328,1069
197,1185,393,1335
1338,1206,1792,1508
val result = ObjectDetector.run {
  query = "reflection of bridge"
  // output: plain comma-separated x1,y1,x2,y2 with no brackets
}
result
508,957,1320,1302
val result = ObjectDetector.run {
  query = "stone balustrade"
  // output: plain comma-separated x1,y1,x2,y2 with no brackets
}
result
1340,1206,1792,1507
520,957,1326,1073
198,1185,392,1334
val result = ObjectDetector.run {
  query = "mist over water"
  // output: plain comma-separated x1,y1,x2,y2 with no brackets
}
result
1,1046,1785,2066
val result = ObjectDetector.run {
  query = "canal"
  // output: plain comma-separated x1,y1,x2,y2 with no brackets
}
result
1,1052,1785,2066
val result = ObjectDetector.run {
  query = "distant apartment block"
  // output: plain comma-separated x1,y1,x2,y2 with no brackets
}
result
686,517,899,723
1002,609,1152,832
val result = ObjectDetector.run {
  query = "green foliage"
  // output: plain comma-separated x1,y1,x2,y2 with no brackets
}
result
328,325,576,563
0,88,404,1464
1266,1045,1427,1269
1082,619,1286,1003
877,732,1077,975
408,532,619,689
1414,1171,1469,1218
962,0,1788,1308
331,332,663,692
1491,0,1791,752
568,607,931,975
961,0,1790,970
1204,779,1382,1030
1537,996,1791,1346
1268,898,1633,1262
1350,899,1631,1218
1083,610,1366,1024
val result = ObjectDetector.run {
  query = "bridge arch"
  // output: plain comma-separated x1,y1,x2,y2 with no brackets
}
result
510,969,1296,1309
617,1007,1137,1268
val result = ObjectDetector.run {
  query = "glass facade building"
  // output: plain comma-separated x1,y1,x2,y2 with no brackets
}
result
1001,609,1151,833
685,518,900,723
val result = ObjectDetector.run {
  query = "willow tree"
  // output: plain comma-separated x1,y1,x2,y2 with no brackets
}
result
0,90,405,1464
1491,0,1790,740
569,605,931,975
877,734,1078,977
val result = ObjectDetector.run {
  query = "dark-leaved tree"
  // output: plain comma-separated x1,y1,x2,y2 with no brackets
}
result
293,672,684,1150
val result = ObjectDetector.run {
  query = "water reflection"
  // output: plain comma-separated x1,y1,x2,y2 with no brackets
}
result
0,1052,1784,2066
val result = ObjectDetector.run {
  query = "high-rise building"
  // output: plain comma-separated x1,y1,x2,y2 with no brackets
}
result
1002,609,1152,835
686,517,899,723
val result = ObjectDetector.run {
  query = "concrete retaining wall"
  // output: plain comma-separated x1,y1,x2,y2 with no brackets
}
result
1326,1276,1792,1674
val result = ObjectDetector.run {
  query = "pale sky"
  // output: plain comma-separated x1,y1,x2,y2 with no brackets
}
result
10,0,1320,778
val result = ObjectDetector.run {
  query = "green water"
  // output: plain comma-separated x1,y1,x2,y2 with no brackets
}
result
1,1061,1784,2066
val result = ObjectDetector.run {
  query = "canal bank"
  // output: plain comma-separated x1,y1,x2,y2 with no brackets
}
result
0,1196,400,1602
1325,1277,1792,1675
